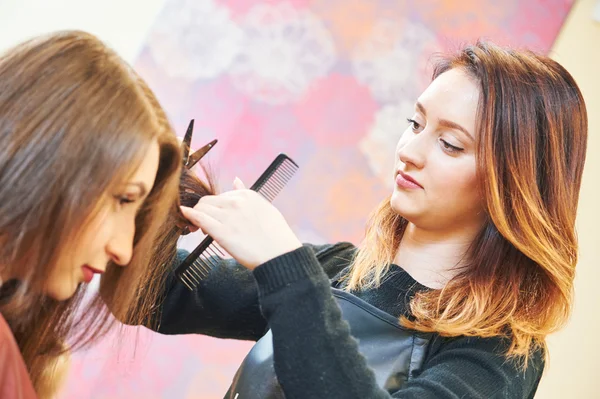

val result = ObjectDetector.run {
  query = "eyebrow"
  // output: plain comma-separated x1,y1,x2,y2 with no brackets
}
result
416,101,474,142
126,182,148,197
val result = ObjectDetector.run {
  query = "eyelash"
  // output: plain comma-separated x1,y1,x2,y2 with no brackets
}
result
114,195,135,206
406,118,421,131
406,118,464,153
440,139,463,153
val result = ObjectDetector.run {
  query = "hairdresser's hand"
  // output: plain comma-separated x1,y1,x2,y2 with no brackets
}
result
180,178,302,270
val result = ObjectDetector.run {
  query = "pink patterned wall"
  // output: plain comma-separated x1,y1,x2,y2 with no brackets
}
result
60,0,573,397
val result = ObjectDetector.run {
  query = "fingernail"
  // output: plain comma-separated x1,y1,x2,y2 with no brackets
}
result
181,206,196,215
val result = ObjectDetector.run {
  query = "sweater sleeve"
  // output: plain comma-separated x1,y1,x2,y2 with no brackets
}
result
153,250,267,340
253,246,544,399
153,242,355,340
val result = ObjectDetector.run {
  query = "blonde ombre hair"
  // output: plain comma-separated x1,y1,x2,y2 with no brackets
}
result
345,42,587,363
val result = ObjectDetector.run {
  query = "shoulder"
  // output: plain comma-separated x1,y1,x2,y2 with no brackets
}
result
0,314,38,398
304,242,357,278
304,241,357,259
0,314,17,349
423,334,545,398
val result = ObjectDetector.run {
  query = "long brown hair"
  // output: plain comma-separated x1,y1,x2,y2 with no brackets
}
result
143,158,218,324
345,41,588,363
0,30,182,395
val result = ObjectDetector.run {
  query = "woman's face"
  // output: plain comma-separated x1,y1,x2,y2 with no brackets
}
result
391,68,485,234
44,140,160,301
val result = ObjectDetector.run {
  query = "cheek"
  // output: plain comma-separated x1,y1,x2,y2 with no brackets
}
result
74,208,114,264
454,174,481,211
44,262,79,301
431,159,480,202
457,174,480,203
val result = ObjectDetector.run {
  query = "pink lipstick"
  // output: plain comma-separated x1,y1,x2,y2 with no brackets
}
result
396,171,423,189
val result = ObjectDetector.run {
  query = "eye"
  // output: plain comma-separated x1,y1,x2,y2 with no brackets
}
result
406,118,423,132
440,139,464,153
114,195,136,207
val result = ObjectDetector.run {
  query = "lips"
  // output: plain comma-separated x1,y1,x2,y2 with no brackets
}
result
85,265,104,274
81,265,104,283
397,171,423,188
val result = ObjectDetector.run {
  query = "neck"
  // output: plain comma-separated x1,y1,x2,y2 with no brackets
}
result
393,222,481,289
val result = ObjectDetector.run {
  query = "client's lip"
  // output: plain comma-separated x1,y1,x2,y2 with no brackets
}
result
81,265,104,283
85,265,104,274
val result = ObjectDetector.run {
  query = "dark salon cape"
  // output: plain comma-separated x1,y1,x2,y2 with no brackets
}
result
0,314,37,399
155,243,544,399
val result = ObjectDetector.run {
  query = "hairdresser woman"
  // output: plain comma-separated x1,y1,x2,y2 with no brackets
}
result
154,41,587,399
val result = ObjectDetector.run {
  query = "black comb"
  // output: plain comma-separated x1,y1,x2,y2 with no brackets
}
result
175,154,299,290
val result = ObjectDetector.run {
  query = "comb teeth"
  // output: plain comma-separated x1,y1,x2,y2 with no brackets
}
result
251,155,298,202
175,154,298,290
178,240,225,290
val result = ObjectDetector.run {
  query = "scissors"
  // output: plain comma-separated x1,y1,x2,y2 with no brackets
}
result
181,119,217,169
179,119,217,235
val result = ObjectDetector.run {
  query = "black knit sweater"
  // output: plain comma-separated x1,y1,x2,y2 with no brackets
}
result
156,242,544,398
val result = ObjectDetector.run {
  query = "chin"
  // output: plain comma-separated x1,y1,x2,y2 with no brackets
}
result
389,193,425,225
45,284,78,301
390,191,412,215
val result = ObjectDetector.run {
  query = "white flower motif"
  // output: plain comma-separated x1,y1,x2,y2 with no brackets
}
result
359,101,413,188
148,0,242,79
229,3,336,104
352,19,439,103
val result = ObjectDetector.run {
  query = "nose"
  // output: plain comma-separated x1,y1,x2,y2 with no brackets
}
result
106,221,134,267
397,130,427,169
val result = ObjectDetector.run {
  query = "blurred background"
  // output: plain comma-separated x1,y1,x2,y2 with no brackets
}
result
0,0,598,397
